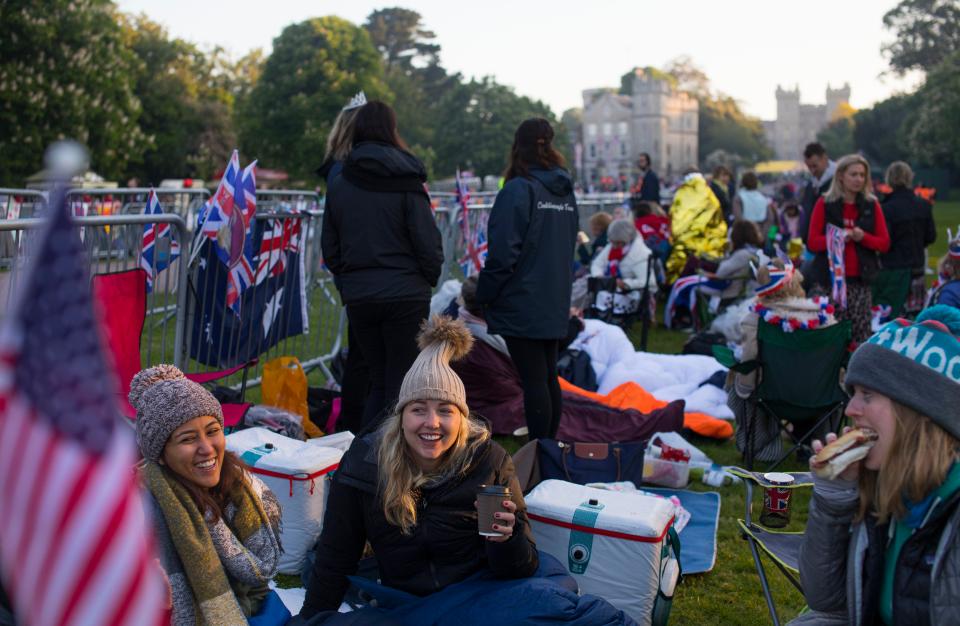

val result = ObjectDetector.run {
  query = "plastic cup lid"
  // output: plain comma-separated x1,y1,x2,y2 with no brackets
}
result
763,472,795,485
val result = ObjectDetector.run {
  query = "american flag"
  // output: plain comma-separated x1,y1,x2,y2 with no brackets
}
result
254,217,302,285
0,189,167,625
139,189,181,292
826,224,847,309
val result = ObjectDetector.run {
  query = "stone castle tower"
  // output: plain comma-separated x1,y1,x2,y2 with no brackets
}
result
767,83,851,160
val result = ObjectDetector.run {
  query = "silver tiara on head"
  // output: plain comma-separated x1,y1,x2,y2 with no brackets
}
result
343,91,367,111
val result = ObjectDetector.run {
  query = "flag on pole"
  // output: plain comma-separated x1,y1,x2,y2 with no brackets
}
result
455,169,486,277
0,189,167,626
255,217,302,285
826,224,847,309
139,189,181,292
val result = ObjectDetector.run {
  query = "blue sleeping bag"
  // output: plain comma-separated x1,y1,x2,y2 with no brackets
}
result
312,552,637,625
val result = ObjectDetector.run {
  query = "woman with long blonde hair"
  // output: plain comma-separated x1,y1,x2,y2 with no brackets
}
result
299,316,539,619
806,154,890,343
791,305,960,625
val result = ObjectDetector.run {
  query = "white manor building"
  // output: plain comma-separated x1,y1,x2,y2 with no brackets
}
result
578,68,698,186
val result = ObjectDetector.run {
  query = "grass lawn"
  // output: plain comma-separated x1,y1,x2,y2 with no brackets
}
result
226,197,960,622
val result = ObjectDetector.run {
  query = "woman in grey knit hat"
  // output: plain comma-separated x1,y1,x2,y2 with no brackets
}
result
132,365,286,625
299,316,540,620
790,305,960,625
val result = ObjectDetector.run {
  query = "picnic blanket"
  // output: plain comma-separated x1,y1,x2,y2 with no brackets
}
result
642,488,722,574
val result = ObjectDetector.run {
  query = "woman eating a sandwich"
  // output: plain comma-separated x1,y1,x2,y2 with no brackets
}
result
791,304,960,625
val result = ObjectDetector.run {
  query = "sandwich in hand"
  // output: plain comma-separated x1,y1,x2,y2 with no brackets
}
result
810,429,878,479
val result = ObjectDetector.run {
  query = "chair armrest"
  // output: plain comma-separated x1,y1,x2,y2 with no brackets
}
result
185,358,259,385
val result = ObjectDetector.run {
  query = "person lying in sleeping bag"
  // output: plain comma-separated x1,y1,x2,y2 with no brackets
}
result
298,316,539,619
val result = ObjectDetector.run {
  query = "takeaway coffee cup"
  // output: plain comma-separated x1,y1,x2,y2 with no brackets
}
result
477,484,511,537
760,472,795,528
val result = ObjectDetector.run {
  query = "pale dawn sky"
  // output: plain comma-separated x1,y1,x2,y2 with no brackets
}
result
117,0,922,121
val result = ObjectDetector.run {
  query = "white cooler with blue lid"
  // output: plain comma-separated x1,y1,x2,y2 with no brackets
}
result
525,479,680,625
226,427,344,574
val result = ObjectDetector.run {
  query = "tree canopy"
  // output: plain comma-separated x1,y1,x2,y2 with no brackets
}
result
882,0,960,74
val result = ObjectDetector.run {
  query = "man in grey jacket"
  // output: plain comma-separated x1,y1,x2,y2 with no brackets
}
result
791,306,960,625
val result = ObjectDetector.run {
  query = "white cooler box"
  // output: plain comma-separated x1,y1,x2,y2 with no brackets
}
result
227,427,344,574
525,479,680,625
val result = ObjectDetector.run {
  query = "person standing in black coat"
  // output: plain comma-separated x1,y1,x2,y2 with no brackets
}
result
873,161,936,317
321,101,444,429
799,142,837,293
299,317,538,620
636,152,661,205
476,118,578,440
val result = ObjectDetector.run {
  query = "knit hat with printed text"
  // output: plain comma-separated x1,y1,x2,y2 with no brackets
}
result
845,305,960,439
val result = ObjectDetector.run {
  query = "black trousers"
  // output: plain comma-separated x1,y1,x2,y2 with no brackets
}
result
346,300,428,429
504,336,562,440
336,323,370,434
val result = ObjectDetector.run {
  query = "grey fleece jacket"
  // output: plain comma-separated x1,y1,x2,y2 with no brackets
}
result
798,475,960,625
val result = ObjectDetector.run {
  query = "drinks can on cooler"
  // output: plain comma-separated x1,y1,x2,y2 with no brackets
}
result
760,472,795,528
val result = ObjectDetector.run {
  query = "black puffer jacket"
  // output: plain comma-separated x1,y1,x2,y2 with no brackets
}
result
880,187,936,270
320,142,444,305
300,428,539,618
476,167,578,339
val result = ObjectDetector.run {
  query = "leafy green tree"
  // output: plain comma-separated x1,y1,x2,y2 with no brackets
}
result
906,50,960,172
883,0,960,74
238,16,388,180
698,96,772,164
0,0,146,184
365,7,440,72
432,77,562,183
852,94,917,164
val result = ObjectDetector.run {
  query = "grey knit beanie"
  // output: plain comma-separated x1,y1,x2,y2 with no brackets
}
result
845,306,960,440
607,218,638,244
130,364,224,462
396,316,474,416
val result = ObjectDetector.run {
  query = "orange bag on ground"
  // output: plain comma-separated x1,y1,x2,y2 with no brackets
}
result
558,377,733,440
262,356,322,438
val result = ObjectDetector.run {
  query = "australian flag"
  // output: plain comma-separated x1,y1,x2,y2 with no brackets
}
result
190,217,308,368
139,189,181,292
192,151,257,314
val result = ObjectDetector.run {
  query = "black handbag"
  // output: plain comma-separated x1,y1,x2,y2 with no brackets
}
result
537,439,646,486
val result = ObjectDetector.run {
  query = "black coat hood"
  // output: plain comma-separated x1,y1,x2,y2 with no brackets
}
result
527,167,573,197
343,142,427,194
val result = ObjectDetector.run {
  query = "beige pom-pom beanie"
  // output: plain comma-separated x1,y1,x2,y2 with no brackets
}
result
396,315,474,416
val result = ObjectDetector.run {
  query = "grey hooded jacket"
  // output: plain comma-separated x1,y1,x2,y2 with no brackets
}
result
797,476,960,625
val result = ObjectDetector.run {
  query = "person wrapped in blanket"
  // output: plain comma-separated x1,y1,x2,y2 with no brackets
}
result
589,219,658,320
789,306,960,626
299,316,540,619
926,229,960,310
726,259,836,462
132,365,287,626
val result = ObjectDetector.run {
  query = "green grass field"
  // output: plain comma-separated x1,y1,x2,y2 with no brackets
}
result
238,200,960,623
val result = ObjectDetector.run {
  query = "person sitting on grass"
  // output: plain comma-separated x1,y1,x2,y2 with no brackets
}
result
926,230,960,310
577,211,613,267
132,365,286,626
708,219,764,302
299,316,539,621
631,199,672,264
726,259,836,462
790,305,960,625
590,218,658,296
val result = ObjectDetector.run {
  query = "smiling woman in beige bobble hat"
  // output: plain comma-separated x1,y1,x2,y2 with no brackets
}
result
298,316,540,619
130,364,285,625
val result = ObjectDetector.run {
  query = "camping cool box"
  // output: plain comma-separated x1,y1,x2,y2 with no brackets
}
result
525,480,680,625
226,427,344,574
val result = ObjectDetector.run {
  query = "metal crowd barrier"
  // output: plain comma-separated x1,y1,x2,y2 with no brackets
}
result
63,188,211,226
0,214,190,372
0,188,48,220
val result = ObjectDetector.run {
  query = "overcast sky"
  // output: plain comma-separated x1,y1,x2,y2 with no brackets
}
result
117,0,922,120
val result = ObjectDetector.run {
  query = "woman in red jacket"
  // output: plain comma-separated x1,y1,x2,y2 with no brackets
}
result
807,154,890,343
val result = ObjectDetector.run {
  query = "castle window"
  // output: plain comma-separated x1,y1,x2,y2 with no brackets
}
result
618,122,628,135
602,123,612,136
589,144,596,158
620,142,626,156
587,124,597,137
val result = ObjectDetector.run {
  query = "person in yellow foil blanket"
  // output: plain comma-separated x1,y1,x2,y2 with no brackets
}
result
665,169,728,283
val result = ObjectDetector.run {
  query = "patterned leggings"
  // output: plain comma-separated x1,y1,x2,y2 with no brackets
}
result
838,281,873,344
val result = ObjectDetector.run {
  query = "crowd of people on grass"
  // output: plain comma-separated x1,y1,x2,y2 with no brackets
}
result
5,90,954,626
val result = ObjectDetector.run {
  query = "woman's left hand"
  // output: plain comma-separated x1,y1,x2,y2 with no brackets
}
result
476,499,517,543
616,278,628,291
850,227,865,242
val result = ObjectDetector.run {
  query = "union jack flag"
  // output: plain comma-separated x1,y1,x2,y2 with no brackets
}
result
192,151,257,314
139,189,181,292
255,217,302,285
0,187,167,625
826,224,847,309
456,169,487,277
458,214,488,278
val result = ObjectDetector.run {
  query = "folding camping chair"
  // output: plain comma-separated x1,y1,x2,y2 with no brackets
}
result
715,320,852,470
729,468,813,626
92,268,255,428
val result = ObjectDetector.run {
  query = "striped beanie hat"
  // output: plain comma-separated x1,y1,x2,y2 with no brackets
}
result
845,305,960,439
396,316,474,416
